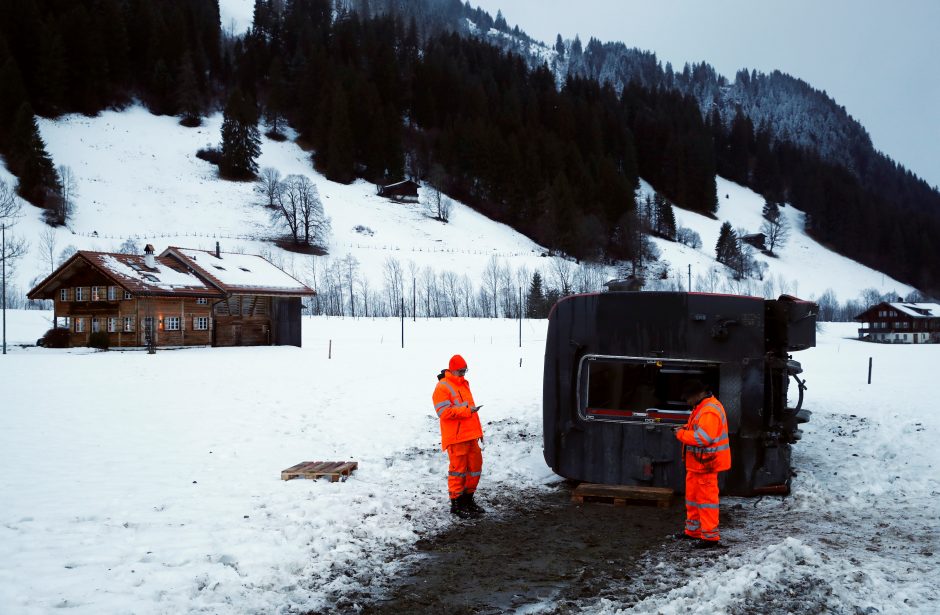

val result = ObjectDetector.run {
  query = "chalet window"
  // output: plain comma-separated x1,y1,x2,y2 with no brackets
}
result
196,298,208,305
123,316,135,332
60,288,70,301
75,287,86,301
124,291,132,300
107,317,117,333
75,318,85,333
164,316,181,331
194,316,209,330
91,317,100,333
107,286,117,301
213,265,226,271
91,286,103,301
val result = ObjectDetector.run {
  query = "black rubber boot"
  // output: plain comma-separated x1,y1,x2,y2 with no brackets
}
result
450,498,472,519
674,532,698,540
694,539,723,549
462,493,485,516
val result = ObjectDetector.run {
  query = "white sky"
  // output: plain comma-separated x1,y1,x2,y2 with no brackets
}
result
472,0,940,190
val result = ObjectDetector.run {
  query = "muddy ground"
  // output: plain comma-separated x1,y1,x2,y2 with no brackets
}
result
308,482,741,615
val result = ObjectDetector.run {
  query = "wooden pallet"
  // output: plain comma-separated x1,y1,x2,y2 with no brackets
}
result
571,483,674,508
281,460,358,482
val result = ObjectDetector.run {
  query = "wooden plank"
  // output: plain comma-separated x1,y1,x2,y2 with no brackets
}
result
281,460,358,481
571,482,674,508
573,483,673,501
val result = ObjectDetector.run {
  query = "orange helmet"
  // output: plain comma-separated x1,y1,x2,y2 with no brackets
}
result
449,354,467,371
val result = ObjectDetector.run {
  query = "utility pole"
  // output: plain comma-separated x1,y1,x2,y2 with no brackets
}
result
2,223,6,355
518,286,522,348
412,276,416,322
688,264,692,293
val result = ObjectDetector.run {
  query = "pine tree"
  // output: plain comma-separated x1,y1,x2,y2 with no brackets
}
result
325,87,355,183
176,54,203,127
554,34,565,58
715,221,740,266
654,193,676,240
526,271,546,318
219,90,261,180
9,103,60,208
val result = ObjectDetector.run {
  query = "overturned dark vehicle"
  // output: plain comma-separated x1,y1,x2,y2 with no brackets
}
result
543,291,816,496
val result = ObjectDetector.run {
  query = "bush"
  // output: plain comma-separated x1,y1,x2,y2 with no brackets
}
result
88,331,110,350
676,227,703,249
37,327,70,348
196,146,222,166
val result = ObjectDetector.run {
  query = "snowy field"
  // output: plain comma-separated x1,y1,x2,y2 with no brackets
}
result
1,312,938,614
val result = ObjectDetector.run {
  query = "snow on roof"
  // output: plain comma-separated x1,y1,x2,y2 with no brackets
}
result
888,302,940,318
96,253,212,293
172,248,313,294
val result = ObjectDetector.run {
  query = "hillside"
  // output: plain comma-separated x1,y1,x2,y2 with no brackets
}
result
0,105,913,317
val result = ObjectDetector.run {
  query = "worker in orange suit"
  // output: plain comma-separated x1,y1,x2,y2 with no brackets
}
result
432,354,485,519
674,379,731,549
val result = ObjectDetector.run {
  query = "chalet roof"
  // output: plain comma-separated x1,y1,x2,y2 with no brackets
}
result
381,179,419,190
27,251,220,299
855,301,940,321
888,302,940,318
163,247,315,296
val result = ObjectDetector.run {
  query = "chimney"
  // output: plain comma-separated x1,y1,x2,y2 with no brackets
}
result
215,241,221,259
144,244,155,269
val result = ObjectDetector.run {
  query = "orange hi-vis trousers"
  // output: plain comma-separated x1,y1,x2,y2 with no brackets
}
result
684,471,720,541
447,439,483,500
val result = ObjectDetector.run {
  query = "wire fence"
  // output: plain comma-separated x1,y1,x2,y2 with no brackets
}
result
69,230,545,259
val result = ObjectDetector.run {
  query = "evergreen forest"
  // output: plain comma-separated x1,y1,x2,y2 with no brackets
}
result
1,0,938,294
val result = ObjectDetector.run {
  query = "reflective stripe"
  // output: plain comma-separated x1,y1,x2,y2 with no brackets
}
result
694,428,709,446
689,443,730,454
685,520,701,528
468,471,482,477
695,426,718,445
441,381,458,398
685,499,720,510
435,400,452,417
449,471,466,477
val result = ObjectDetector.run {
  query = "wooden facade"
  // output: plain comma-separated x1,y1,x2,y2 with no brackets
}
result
28,247,315,349
378,179,420,202
855,302,940,344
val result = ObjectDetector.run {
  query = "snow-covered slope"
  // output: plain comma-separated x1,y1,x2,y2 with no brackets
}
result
0,106,913,313
640,178,914,301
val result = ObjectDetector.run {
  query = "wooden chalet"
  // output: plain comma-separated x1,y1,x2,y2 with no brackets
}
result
27,244,315,349
377,179,420,202
854,301,940,344
741,232,767,251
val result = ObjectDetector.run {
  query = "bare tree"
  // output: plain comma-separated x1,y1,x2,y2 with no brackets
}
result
275,175,330,247
38,227,57,274
54,165,77,225
550,258,574,296
257,167,282,209
1,179,20,220
760,213,790,255
340,253,360,317
58,244,78,266
441,270,461,316
424,163,452,222
1,182,29,315
482,255,501,318
383,257,404,316
118,238,140,254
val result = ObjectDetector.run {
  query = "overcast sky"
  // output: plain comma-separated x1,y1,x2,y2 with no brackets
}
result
471,0,940,190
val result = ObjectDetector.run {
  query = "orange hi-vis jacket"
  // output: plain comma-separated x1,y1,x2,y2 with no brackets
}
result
432,371,483,451
675,396,731,473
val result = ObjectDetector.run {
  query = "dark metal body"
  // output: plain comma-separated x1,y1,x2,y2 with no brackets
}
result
542,292,816,496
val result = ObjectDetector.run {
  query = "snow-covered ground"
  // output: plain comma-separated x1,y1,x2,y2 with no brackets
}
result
1,314,938,614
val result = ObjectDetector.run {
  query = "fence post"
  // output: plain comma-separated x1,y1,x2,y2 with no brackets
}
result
867,357,872,384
